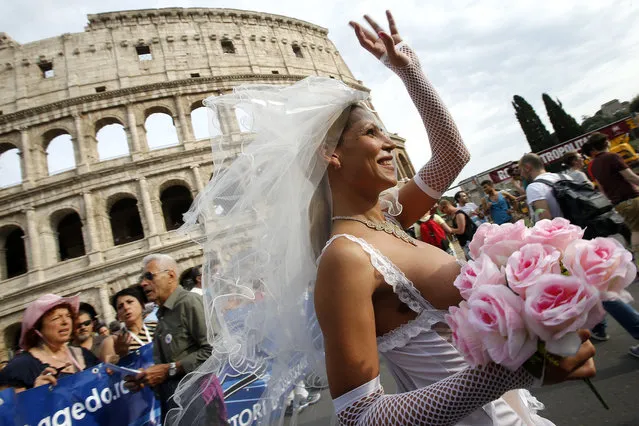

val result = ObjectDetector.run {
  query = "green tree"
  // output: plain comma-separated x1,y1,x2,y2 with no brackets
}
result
542,94,583,142
512,95,555,152
581,115,609,132
630,94,639,114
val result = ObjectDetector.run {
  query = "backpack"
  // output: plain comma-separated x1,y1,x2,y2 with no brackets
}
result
420,218,449,251
453,210,478,247
535,176,627,238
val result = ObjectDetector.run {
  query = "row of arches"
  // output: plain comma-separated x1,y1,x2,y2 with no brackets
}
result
0,184,193,281
0,103,250,189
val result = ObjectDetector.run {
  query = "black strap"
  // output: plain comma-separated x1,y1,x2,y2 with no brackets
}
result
534,179,553,188
534,174,570,188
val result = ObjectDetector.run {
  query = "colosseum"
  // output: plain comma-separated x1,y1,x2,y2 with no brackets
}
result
0,8,415,361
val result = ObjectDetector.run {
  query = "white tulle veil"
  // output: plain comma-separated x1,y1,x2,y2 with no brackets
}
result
169,76,400,425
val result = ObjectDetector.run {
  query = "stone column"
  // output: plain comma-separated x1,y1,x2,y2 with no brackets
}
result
126,105,143,158
19,128,36,188
191,164,204,193
73,114,90,173
138,177,161,248
0,248,7,280
99,285,115,324
219,105,242,135
83,192,104,264
174,95,194,147
25,208,44,284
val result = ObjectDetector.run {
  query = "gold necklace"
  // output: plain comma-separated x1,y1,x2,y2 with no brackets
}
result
332,216,418,246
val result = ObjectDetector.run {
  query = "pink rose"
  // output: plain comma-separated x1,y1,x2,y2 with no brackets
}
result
480,220,529,267
563,238,637,302
454,255,505,300
524,274,604,356
468,223,499,260
446,301,491,367
526,218,584,252
466,285,538,370
505,244,561,299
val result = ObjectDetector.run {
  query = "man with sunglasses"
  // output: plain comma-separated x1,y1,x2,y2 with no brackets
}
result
126,254,214,422
72,305,107,357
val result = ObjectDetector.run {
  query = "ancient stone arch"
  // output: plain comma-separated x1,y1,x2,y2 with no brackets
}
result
159,180,194,231
49,207,86,262
0,7,416,361
42,128,77,175
0,224,27,279
143,105,180,150
95,116,130,161
0,142,21,187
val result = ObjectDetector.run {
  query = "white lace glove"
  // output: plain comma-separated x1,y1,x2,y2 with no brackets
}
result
382,42,470,199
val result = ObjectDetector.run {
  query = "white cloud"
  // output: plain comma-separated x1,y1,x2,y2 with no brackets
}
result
1,0,638,190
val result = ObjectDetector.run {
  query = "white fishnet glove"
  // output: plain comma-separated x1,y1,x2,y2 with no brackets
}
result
382,43,470,199
337,364,534,426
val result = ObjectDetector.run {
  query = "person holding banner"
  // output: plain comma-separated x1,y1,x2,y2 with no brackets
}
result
125,254,217,423
100,285,157,363
0,294,100,392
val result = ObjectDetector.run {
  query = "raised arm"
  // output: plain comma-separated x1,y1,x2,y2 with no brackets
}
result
349,11,470,228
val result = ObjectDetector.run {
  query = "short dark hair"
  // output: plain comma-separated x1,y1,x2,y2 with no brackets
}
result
453,191,465,202
480,180,494,187
111,285,147,311
561,151,580,167
519,153,544,171
180,266,202,291
78,302,98,320
586,132,608,153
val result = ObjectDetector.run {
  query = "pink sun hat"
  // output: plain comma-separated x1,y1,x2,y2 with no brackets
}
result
19,293,80,350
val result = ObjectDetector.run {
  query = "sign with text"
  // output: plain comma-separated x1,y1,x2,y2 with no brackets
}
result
537,117,635,166
0,344,159,426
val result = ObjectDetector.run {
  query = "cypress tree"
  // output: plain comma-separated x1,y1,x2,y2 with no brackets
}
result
542,94,583,142
512,95,554,152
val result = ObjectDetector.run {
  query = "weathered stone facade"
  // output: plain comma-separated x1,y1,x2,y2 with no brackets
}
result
0,8,415,361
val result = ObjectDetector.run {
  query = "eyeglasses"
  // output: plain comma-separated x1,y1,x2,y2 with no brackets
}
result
77,319,92,328
141,269,170,282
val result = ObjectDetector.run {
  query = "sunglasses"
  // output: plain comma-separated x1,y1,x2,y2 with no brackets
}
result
77,319,92,328
141,269,169,282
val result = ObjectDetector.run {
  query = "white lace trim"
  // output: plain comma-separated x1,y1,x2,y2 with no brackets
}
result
377,309,445,353
322,234,437,316
334,375,382,414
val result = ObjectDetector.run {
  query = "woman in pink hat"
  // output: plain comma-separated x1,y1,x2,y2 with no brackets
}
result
0,294,100,392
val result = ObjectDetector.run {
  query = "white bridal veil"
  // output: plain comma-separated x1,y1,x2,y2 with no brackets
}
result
170,76,371,424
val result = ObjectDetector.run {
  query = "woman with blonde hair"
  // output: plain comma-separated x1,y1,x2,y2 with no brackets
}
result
169,10,596,426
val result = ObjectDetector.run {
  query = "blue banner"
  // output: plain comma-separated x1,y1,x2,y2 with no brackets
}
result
0,344,160,426
0,344,287,426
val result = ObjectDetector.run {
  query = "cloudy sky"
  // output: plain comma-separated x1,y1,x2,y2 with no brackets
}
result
1,0,638,192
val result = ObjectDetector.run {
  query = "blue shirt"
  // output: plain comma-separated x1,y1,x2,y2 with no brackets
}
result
487,192,512,225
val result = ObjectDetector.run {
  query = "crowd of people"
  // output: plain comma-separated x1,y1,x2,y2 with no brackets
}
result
0,254,226,423
0,253,322,424
2,9,638,426
424,131,639,359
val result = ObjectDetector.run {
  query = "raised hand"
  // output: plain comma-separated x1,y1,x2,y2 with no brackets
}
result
349,10,409,68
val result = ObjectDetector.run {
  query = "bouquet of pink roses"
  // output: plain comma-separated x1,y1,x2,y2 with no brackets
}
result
446,218,636,407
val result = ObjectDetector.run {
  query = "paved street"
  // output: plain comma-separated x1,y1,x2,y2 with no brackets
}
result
296,283,639,426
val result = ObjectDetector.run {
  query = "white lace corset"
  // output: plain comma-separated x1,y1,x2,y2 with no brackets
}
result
322,234,551,426
321,233,449,353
